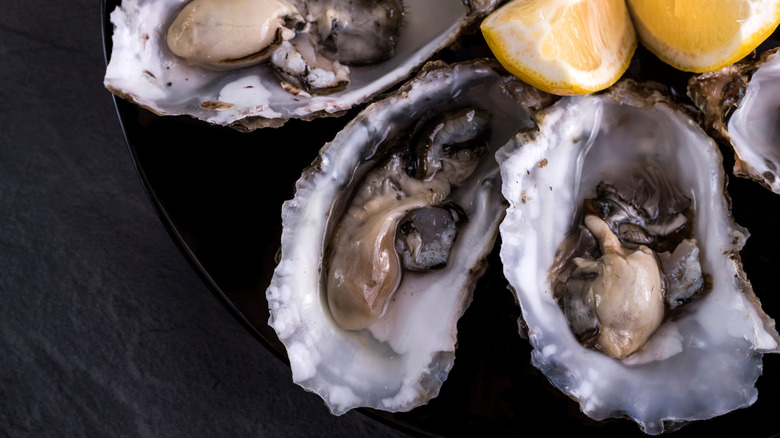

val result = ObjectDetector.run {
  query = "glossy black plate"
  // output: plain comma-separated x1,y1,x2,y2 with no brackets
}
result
102,2,780,436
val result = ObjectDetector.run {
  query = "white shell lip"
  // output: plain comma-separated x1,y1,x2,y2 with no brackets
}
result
726,48,780,193
497,80,779,435
688,46,780,194
265,59,552,415
103,0,498,130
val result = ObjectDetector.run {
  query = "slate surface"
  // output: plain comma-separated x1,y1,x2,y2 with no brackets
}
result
5,2,780,437
0,1,407,436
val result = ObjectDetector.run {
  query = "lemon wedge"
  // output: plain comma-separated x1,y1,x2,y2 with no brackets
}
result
481,0,637,95
626,0,780,73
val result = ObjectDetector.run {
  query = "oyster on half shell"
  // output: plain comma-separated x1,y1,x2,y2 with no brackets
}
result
266,60,553,414
104,0,499,130
688,47,780,194
497,80,779,434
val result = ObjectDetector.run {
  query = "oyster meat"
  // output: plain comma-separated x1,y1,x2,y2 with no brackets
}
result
266,60,553,414
497,80,779,434
104,0,499,130
689,46,780,194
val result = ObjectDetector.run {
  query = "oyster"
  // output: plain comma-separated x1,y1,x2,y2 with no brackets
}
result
104,0,499,130
688,46,780,194
497,80,779,434
266,60,553,414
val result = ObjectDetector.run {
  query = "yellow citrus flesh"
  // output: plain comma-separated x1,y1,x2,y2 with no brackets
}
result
626,0,780,72
481,0,637,95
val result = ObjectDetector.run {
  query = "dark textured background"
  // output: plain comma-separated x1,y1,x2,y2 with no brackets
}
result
0,1,406,436
3,1,780,437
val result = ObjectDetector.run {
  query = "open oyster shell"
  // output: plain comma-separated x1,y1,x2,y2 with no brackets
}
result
103,0,498,131
266,59,553,414
497,80,779,434
688,47,780,194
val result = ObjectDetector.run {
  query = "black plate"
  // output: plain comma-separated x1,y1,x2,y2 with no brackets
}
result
102,2,780,436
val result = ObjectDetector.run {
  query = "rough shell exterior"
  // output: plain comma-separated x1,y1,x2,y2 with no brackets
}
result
688,47,780,194
104,0,499,130
497,80,779,434
266,59,553,415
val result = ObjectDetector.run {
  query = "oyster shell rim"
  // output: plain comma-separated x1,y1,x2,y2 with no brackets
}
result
265,58,554,415
497,78,780,435
688,47,780,194
98,0,780,432
102,0,501,131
